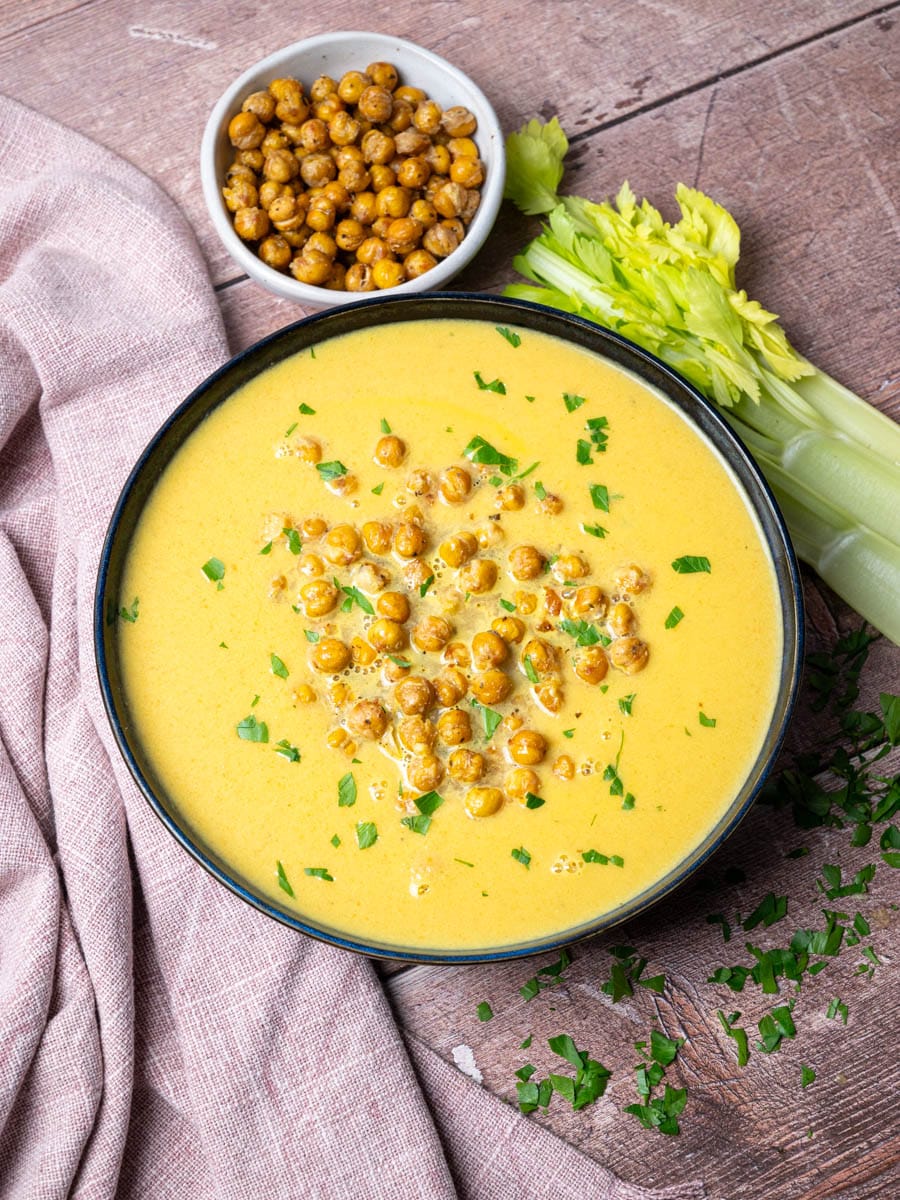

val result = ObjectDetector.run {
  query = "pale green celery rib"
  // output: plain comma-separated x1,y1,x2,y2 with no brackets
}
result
794,366,900,466
753,458,900,646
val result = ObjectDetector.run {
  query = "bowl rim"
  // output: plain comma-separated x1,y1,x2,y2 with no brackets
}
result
199,31,506,308
95,292,805,964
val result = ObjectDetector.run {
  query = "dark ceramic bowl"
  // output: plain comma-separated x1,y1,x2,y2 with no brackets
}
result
95,294,804,963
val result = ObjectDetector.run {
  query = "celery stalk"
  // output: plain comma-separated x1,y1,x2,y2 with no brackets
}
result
502,120,900,644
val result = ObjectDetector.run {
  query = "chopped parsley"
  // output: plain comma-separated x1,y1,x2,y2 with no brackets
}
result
717,1010,750,1066
337,580,375,615
270,653,289,679
499,598,517,613
462,434,517,475
665,606,684,629
316,460,349,482
624,1029,687,1135
401,814,432,835
801,1065,816,1089
473,371,507,394
581,522,608,539
518,1034,611,1114
380,417,391,433
671,555,711,574
585,416,609,451
419,574,435,598
330,834,341,848
520,948,573,1001
282,527,302,555
337,772,357,807
742,892,788,931
589,483,610,512
826,997,849,1024
401,791,444,836
371,482,385,495
119,597,140,623
355,821,378,850
304,867,334,882
236,715,268,743
470,698,503,741
298,402,316,414
618,694,635,716
699,711,717,727
600,945,665,1001
511,846,532,868
563,392,586,412
534,480,547,501
202,557,225,586
496,326,521,348
276,860,294,896
259,541,273,555
525,792,545,810
582,850,624,866
284,422,297,436
389,656,411,669
304,629,319,643
562,728,575,739
522,654,540,684
476,1001,494,1021
274,739,300,763
576,439,594,465
558,618,607,647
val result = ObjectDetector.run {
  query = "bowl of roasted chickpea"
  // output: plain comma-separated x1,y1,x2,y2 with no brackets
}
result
201,31,505,307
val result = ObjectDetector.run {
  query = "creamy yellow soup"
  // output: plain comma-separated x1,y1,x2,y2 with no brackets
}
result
118,318,782,952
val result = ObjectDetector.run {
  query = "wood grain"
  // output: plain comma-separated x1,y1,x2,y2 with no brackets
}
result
2,1,898,1196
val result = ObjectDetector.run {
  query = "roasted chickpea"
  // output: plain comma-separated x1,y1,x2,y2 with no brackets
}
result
334,218,366,253
433,666,468,706
412,616,453,653
359,81,394,120
458,558,498,594
258,179,290,209
228,111,266,150
437,465,472,505
552,553,589,582
450,157,485,189
366,61,399,90
324,262,347,291
571,586,608,618
309,75,338,102
355,561,390,594
300,578,338,617
442,641,471,669
370,164,396,193
448,136,478,159
290,248,333,285
298,552,324,577
368,618,407,653
301,516,327,539
298,117,330,152
402,559,433,592
384,658,411,683
347,699,389,739
399,715,436,754
337,70,370,105
271,78,308,123
350,636,377,666
573,646,609,685
538,492,564,515
465,786,504,819
408,754,444,792
223,177,259,213
471,669,512,706
608,637,650,674
311,636,351,673
234,207,270,241
448,749,485,783
322,524,362,565
475,522,504,551
370,434,405,469
608,602,636,637
338,160,372,192
377,590,410,622
372,259,406,289
404,248,437,278
509,545,545,581
553,755,576,781
269,193,305,230
395,676,436,716
522,638,557,678
395,156,430,190
345,262,375,291
385,217,423,255
356,236,391,266
613,563,650,595
543,588,562,618
362,521,392,556
432,181,467,218
392,522,426,559
294,683,317,704
506,768,540,801
508,729,547,765
300,153,337,188
263,149,300,184
422,222,459,258
492,616,526,644
439,532,478,568
327,110,361,147
534,681,565,714
425,142,452,176
472,630,509,669
305,231,337,259
496,483,525,511
258,234,292,270
242,89,277,122
436,708,471,746
442,106,477,137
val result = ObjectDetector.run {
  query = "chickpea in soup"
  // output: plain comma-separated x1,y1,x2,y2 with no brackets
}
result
117,319,783,952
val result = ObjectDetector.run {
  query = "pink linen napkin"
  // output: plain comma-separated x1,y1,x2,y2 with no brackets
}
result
0,94,703,1200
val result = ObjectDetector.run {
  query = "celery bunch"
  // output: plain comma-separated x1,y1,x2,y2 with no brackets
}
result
503,119,900,645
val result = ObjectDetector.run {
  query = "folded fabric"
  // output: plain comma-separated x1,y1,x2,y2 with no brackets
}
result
0,94,702,1200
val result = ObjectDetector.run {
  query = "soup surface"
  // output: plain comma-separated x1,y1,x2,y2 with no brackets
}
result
118,318,782,952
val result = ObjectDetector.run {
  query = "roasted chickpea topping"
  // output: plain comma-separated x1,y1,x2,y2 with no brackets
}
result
534,682,565,714
394,676,436,716
412,615,453,653
613,563,650,595
398,716,435,754
552,553,589,582
405,468,433,498
322,523,362,565
464,786,504,819
347,699,388,739
608,637,650,674
448,748,485,783
471,669,513,706
553,755,576,781
408,754,444,791
293,683,316,704
368,618,407,653
439,532,478,567
377,590,410,622
539,492,564,515
508,729,548,765
402,559,434,592
383,658,411,683
393,522,427,558
354,561,391,594
362,520,393,555
374,434,406,468
508,545,545,581
496,483,525,511
433,709,470,747
573,646,609,685
458,558,498,594
298,552,324,577
608,601,636,637
506,768,541,801
300,578,338,617
522,638,557,678
350,636,377,666
301,516,327,539
438,465,472,505
571,586,608,618
433,666,468,706
472,630,509,669
311,637,351,673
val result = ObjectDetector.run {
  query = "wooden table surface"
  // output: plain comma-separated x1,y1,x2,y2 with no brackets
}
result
3,2,897,1197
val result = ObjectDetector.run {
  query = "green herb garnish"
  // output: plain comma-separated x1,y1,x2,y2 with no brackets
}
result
496,326,521,348
202,557,225,585
511,846,532,868
270,653,289,679
476,1001,494,1021
499,598,517,612
665,606,684,629
619,694,635,716
525,792,545,809
671,555,711,574
699,711,717,727
520,948,573,1001
419,574,435,598
298,402,316,414
274,739,300,763
260,541,273,555
463,435,518,475
380,417,391,433
576,439,594,465
119,597,140,623
276,860,294,896
304,867,334,882
236,715,268,743
581,522,608,539
355,821,378,850
371,482,385,495
316,460,349,482
338,772,357,807
589,483,609,512
304,629,319,643
471,698,503,741
563,393,585,412
282,528,302,555
474,372,507,394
